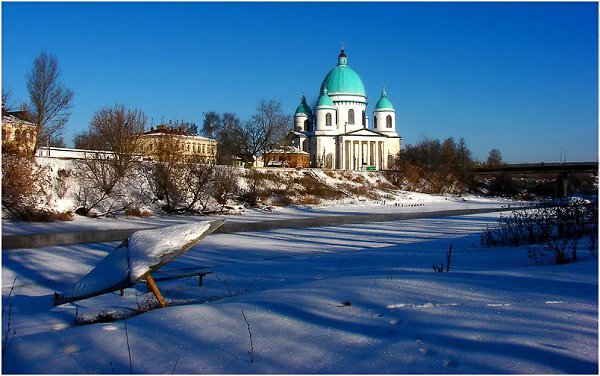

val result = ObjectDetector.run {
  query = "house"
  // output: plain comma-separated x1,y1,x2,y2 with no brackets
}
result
264,146,310,168
2,110,37,155
138,124,217,161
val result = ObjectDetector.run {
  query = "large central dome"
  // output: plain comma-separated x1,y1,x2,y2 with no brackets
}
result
319,48,366,98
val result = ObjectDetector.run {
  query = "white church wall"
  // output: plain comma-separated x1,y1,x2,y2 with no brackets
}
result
374,110,397,135
313,136,337,169
294,113,309,132
332,101,367,133
315,109,337,135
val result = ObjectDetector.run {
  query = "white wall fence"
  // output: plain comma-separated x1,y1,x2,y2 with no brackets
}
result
37,146,119,160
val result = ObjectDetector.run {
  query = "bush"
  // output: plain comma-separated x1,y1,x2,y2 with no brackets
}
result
389,137,474,194
55,168,72,199
481,198,598,264
74,157,143,217
1,153,73,221
124,207,152,218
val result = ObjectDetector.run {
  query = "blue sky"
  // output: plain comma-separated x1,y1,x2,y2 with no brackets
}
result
2,2,598,163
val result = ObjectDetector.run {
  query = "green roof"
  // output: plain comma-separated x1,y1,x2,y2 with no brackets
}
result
294,95,312,115
316,88,335,108
374,88,394,111
319,48,366,98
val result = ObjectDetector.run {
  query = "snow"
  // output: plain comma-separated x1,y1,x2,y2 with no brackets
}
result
2,201,597,373
55,241,130,305
2,192,514,236
127,221,212,281
53,221,220,305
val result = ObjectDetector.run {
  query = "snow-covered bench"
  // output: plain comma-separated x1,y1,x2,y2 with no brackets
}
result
54,220,225,308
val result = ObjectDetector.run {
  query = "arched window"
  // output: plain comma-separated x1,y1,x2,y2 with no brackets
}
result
326,113,332,126
362,111,366,126
386,115,392,128
374,116,378,128
348,109,355,125
304,119,309,131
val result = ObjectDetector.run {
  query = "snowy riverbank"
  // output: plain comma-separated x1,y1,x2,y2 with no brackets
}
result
2,192,515,236
2,199,597,373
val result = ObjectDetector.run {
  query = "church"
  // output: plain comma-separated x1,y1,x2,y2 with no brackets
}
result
290,45,401,171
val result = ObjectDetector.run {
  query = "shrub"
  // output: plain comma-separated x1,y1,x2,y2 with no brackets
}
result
55,168,72,199
124,207,152,218
1,153,63,221
481,198,598,264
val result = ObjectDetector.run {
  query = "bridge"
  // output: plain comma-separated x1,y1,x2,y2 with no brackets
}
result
471,161,598,175
470,161,598,197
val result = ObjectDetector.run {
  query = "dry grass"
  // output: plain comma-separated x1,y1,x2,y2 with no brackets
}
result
243,169,401,207
124,207,152,218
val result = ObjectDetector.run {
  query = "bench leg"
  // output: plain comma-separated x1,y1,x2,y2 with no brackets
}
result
145,274,167,308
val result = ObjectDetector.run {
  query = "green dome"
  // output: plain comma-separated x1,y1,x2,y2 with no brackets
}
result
316,88,335,109
294,95,312,116
319,48,366,98
374,88,394,111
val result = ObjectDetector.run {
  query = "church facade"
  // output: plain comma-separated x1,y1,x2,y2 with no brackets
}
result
290,46,401,171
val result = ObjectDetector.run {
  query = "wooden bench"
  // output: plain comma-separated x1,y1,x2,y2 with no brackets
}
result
119,267,213,296
151,267,213,287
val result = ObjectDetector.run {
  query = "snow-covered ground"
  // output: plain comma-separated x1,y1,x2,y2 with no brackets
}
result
2,198,598,373
2,193,515,236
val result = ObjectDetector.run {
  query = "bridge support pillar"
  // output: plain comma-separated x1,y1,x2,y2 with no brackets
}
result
556,173,568,197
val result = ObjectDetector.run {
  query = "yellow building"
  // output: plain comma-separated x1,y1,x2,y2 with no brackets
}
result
264,146,310,168
2,110,37,155
138,124,217,161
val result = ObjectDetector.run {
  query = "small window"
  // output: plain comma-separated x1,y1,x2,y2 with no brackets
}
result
386,115,392,128
374,116,378,128
348,109,355,125
362,110,366,126
304,119,309,131
326,113,332,126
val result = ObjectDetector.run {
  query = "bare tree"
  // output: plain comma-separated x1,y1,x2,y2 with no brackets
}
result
181,155,216,213
201,111,222,139
200,111,244,164
75,105,147,176
142,134,226,214
239,100,290,160
143,134,186,212
73,153,125,216
72,105,147,216
392,136,474,194
2,89,14,113
73,130,104,150
487,148,503,166
212,166,240,211
26,52,74,156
